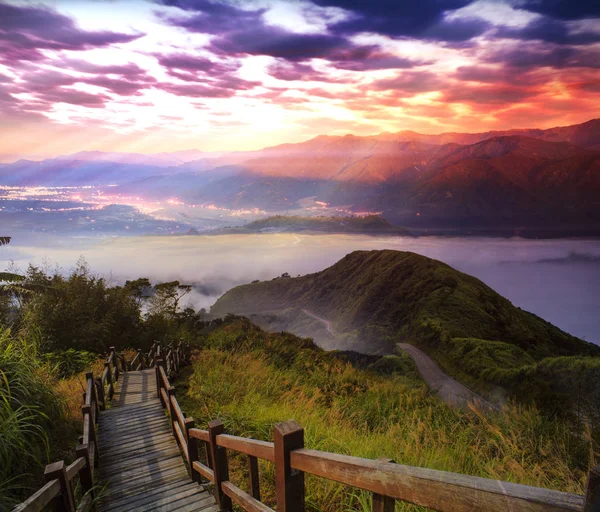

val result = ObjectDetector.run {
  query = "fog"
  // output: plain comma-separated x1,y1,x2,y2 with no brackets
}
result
2,232,600,344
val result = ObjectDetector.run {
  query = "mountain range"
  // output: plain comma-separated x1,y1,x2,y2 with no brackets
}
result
2,118,600,235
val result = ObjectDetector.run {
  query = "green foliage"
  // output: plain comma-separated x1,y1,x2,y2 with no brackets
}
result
212,250,600,415
21,261,143,353
178,318,593,511
213,250,597,358
366,354,419,378
42,349,98,379
0,328,65,507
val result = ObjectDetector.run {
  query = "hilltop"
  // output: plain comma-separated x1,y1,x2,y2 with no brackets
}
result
212,250,599,359
211,215,410,235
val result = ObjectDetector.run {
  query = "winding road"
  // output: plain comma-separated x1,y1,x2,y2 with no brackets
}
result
300,310,496,410
397,343,497,410
302,309,336,335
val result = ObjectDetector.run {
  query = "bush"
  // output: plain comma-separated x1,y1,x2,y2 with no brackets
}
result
0,328,65,506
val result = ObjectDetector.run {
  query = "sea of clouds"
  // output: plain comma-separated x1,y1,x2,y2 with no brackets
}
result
2,232,599,343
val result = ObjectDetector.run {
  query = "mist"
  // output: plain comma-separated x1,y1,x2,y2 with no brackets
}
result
2,232,600,344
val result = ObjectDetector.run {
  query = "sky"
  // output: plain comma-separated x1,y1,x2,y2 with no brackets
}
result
0,0,599,158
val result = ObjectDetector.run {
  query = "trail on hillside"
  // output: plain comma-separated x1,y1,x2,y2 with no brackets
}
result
302,309,335,335
397,343,498,410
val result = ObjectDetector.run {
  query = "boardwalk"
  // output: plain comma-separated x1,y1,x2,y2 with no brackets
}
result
97,369,217,511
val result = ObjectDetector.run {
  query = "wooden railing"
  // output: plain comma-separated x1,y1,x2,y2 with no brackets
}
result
155,349,600,512
13,341,600,512
12,345,126,512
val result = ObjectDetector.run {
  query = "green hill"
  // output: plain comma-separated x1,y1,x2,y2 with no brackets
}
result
213,215,410,235
212,250,598,358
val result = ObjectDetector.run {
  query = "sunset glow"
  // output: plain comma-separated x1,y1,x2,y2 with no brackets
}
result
0,0,599,159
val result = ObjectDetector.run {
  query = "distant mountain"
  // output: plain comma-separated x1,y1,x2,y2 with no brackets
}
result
1,118,599,235
212,215,410,235
377,118,600,149
55,149,213,167
212,250,600,358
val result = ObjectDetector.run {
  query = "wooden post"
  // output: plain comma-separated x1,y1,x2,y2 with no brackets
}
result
76,443,95,507
156,357,164,401
113,351,119,382
45,460,76,512
167,386,176,435
248,455,261,501
185,417,200,482
95,377,105,411
584,465,600,512
137,349,143,370
104,362,112,386
82,404,99,463
274,420,305,512
208,420,232,511
372,458,395,512
86,373,98,424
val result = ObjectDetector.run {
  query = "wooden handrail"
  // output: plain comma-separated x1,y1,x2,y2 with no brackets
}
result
12,479,61,512
154,348,597,512
216,434,275,463
13,345,129,512
15,341,599,512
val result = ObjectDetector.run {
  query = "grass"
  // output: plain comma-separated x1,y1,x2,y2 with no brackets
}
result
176,318,595,512
0,327,105,509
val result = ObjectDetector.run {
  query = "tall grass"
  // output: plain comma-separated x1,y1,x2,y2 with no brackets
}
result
177,318,595,512
0,328,65,508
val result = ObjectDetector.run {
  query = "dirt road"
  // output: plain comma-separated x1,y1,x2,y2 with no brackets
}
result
397,343,496,410
302,309,335,335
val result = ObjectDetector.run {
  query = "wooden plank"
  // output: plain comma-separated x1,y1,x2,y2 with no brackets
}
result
174,421,189,460
289,449,585,512
170,394,187,435
103,480,197,512
124,487,212,512
193,461,215,483
98,448,181,475
12,479,60,512
222,481,274,512
189,428,209,442
217,434,275,462
65,456,86,481
159,366,170,391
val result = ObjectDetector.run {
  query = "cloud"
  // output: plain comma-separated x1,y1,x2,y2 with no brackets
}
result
0,2,142,63
484,45,600,69
371,71,444,93
162,0,430,69
518,0,600,20
311,0,488,41
497,17,600,44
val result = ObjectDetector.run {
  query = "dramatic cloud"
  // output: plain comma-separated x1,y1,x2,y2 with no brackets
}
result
0,2,141,62
0,0,598,155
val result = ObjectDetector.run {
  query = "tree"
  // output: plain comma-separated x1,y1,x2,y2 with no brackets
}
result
147,281,192,318
124,278,152,307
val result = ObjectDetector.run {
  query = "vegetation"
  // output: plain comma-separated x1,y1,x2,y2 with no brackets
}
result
177,317,596,511
215,215,410,235
2,243,598,509
0,249,205,505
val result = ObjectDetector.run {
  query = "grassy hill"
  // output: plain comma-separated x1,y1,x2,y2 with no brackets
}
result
212,250,600,413
212,250,598,358
175,317,591,511
213,215,410,235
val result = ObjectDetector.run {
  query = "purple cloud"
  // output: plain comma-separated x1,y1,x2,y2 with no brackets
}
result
0,2,142,63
